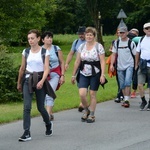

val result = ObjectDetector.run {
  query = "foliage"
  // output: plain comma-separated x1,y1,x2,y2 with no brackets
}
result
0,0,150,46
43,0,90,34
0,45,22,103
126,0,150,34
0,0,47,45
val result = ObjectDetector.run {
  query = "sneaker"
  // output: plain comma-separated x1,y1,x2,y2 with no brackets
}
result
114,98,121,103
147,103,150,111
140,101,147,110
120,96,124,101
131,92,136,98
122,101,130,108
18,130,31,142
78,106,84,112
87,115,95,123
45,122,53,136
81,110,90,122
49,114,54,121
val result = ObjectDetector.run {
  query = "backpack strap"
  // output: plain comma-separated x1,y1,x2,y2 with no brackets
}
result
116,39,119,52
116,39,134,57
25,47,46,64
53,45,61,65
128,39,135,61
25,47,30,59
116,39,135,64
41,48,46,64
54,45,58,57
140,36,145,43
74,39,79,52
139,36,145,56
80,42,99,53
80,43,85,51
95,42,99,54
75,39,78,47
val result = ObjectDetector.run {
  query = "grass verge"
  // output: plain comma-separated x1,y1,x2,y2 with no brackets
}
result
0,35,117,124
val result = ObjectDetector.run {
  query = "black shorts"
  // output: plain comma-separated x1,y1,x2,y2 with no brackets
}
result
78,72,100,91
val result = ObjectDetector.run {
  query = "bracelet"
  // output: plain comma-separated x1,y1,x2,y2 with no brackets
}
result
61,74,65,77
101,74,105,77
72,76,76,78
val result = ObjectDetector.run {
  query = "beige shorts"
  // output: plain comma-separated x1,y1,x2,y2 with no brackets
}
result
138,67,150,88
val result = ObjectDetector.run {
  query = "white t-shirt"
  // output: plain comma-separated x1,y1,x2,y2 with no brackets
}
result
22,48,50,77
78,42,105,76
112,39,136,70
136,36,150,67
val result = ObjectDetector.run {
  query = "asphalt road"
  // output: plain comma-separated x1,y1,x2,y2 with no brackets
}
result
0,93,150,150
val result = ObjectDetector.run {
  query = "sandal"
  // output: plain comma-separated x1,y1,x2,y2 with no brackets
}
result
86,115,95,123
49,114,54,121
81,110,90,122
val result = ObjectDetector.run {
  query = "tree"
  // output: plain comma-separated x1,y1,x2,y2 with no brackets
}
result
0,0,150,45
43,0,90,34
125,0,150,34
85,0,104,45
0,0,48,45
0,45,22,103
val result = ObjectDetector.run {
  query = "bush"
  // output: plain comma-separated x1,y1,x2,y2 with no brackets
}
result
0,45,22,103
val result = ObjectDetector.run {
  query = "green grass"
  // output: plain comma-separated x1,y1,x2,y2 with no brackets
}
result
53,34,115,56
9,34,115,57
0,35,117,124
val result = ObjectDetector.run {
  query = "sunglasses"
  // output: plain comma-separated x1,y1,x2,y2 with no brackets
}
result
119,32,125,34
145,27,150,30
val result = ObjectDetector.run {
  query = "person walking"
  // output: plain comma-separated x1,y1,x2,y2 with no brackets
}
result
41,31,65,120
71,27,106,123
65,26,86,70
65,26,86,112
135,22,150,111
110,26,136,108
128,28,139,40
128,28,139,98
107,29,124,103
17,29,53,142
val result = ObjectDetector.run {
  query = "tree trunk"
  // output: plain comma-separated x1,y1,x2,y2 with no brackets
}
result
86,0,104,46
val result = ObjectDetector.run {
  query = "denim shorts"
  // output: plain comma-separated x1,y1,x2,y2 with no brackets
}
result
117,67,133,90
78,72,100,91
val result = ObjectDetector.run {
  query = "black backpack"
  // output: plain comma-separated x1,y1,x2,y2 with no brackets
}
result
25,45,59,64
25,47,46,63
116,39,135,62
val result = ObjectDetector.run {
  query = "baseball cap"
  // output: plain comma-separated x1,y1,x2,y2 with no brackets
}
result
119,26,128,32
143,22,150,29
76,26,86,34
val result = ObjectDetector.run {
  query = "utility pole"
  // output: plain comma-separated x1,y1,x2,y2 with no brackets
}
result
97,11,104,46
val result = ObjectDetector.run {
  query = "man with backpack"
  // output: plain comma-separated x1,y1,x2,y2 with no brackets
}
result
135,22,150,111
110,26,136,108
65,26,86,112
65,26,86,70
